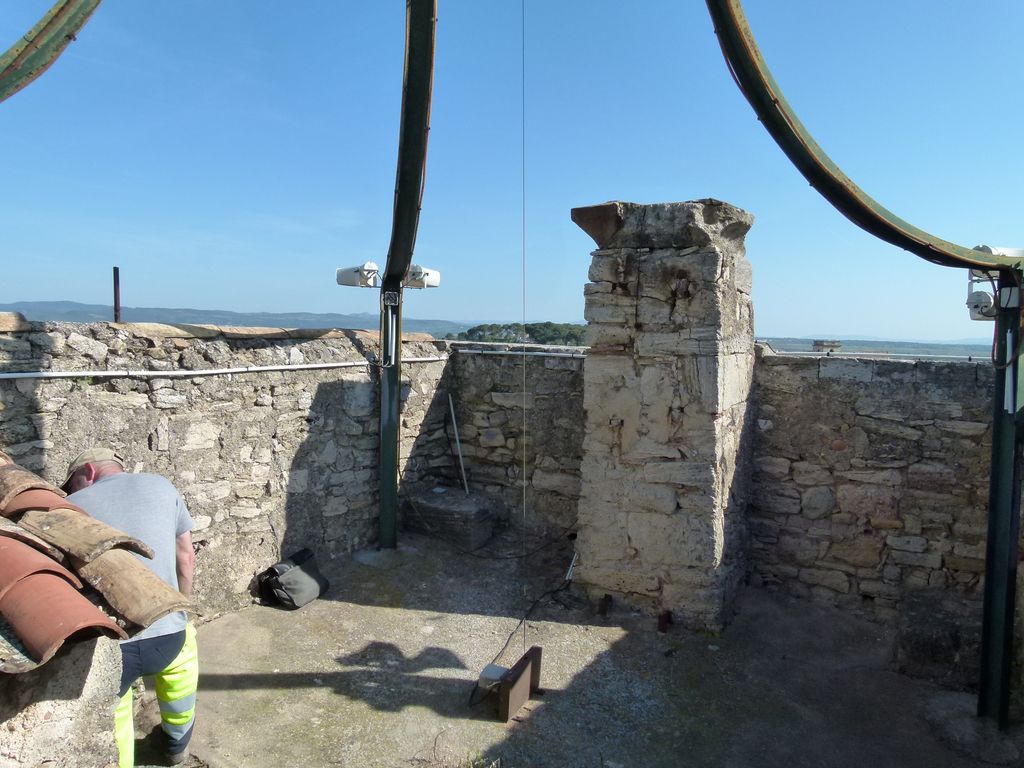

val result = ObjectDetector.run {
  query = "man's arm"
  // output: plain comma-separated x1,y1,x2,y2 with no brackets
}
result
175,531,195,597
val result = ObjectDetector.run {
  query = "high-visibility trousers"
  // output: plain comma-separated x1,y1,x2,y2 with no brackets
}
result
114,623,198,768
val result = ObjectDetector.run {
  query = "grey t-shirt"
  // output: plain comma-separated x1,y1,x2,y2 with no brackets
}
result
68,472,194,642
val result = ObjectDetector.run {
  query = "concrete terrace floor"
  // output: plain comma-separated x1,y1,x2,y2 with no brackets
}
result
137,529,996,768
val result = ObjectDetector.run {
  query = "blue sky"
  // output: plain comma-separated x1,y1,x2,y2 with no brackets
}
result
2,1,1022,340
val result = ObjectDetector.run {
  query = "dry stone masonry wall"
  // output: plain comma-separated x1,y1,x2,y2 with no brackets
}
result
750,350,993,621
571,200,756,630
0,318,451,619
447,346,585,533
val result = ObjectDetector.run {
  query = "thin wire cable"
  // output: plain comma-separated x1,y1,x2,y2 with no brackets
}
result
519,0,528,658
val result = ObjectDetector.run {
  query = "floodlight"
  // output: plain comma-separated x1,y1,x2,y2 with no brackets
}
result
336,261,381,288
405,264,440,289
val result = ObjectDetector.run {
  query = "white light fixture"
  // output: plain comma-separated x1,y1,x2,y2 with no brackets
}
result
404,264,441,289
967,246,1024,322
336,261,381,288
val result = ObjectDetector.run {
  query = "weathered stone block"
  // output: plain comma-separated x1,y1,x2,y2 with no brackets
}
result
532,469,580,497
943,554,985,574
799,568,850,593
752,486,801,516
642,460,714,489
886,535,928,553
889,550,943,569
791,461,830,485
829,535,882,567
819,358,872,383
837,484,898,519
800,486,835,520
754,456,790,480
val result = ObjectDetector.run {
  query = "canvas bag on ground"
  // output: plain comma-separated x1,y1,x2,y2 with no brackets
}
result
258,548,329,609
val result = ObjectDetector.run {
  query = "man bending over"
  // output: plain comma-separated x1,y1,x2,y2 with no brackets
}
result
64,447,197,767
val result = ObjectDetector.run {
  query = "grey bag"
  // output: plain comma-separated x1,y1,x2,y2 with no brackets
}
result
257,548,329,609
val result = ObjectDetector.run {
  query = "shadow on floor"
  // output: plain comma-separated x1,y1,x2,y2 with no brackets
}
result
189,533,994,768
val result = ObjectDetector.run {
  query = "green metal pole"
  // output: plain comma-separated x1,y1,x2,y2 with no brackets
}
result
978,271,1023,728
375,0,435,549
378,287,402,549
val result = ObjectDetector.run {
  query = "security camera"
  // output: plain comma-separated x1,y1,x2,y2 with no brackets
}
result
405,264,441,289
336,261,381,288
967,290,995,321
966,261,998,321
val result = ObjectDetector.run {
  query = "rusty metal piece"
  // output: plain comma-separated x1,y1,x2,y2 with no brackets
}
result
0,0,103,105
0,464,65,515
0,571,126,671
18,508,154,561
0,537,81,601
0,516,64,560
113,265,121,322
498,646,543,723
704,0,1019,271
75,549,190,630
4,488,85,517
657,610,674,633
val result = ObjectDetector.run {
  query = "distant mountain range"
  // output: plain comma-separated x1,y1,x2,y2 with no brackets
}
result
0,301,473,338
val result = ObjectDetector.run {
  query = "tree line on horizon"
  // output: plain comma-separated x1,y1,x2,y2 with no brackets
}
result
445,322,586,346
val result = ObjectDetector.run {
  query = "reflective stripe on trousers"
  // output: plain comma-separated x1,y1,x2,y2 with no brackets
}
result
114,623,199,768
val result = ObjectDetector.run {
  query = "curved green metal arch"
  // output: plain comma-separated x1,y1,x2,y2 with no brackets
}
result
378,0,437,548
0,0,102,104
705,0,1015,271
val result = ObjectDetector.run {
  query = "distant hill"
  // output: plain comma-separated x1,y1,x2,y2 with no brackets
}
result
0,301,472,338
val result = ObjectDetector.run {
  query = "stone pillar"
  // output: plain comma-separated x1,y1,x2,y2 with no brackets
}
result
0,637,121,766
571,199,755,630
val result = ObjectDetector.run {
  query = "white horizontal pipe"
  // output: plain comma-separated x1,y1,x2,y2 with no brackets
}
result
0,356,448,382
447,339,588,350
455,349,586,359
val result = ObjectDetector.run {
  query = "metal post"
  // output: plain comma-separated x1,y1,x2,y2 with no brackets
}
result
978,270,1024,729
448,393,470,494
112,266,121,323
378,285,402,549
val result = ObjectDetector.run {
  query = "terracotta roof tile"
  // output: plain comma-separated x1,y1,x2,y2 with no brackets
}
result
0,463,64,513
4,488,85,516
0,572,126,672
0,537,81,600
0,515,63,560
0,457,184,673
17,507,155,562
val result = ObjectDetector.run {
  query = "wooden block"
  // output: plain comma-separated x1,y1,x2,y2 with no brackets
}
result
498,646,543,722
75,549,191,630
18,508,154,562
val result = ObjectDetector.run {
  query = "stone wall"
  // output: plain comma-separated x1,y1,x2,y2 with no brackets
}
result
446,345,585,533
571,200,756,630
750,348,992,620
0,638,121,767
0,319,451,621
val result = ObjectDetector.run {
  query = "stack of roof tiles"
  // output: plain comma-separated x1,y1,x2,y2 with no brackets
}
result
0,451,189,673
